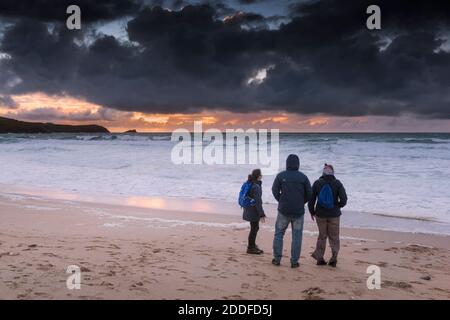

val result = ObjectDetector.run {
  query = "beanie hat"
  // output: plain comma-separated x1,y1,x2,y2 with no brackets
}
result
323,163,334,176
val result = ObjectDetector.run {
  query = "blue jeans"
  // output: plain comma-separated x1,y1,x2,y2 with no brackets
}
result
273,212,304,264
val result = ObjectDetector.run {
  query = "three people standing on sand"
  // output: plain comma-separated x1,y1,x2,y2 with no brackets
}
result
242,154,347,268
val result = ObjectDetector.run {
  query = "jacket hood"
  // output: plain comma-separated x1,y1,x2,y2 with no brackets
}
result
286,154,299,171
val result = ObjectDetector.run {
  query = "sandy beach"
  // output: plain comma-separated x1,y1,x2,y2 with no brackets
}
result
0,191,449,300
1,0,450,305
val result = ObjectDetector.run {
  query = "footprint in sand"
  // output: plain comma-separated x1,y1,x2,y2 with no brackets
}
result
42,252,59,258
354,259,371,265
302,287,325,300
37,263,54,271
227,256,239,263
101,270,116,276
100,281,115,288
383,280,413,289
85,245,106,251
34,292,50,298
131,281,144,288
22,244,38,251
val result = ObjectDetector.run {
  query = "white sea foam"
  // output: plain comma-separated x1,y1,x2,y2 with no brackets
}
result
100,222,123,228
22,205,60,211
0,133,449,234
110,214,250,230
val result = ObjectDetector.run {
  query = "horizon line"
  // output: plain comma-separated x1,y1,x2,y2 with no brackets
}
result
108,131,450,134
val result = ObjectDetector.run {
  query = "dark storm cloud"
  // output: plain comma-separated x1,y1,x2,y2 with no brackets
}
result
0,94,17,108
237,0,266,4
171,0,189,10
6,106,125,122
1,0,450,118
0,0,142,22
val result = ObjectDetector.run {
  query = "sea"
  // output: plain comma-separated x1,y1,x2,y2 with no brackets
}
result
0,132,449,235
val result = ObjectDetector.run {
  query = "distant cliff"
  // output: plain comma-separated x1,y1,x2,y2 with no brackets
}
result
0,117,109,133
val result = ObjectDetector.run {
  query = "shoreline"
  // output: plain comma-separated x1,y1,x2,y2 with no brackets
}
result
1,183,449,237
0,190,449,299
1,190,449,248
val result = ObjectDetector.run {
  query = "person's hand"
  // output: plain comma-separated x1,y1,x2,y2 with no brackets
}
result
310,214,315,221
261,217,266,223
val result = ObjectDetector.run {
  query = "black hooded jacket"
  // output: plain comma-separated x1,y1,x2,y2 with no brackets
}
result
271,154,312,218
308,175,347,218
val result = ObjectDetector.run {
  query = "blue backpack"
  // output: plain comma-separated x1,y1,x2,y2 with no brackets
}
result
318,183,334,209
238,181,256,208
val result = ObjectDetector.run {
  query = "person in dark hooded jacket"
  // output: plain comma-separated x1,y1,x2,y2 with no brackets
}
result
308,164,347,267
271,154,312,268
243,169,266,254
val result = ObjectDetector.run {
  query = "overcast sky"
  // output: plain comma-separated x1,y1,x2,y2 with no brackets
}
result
0,0,449,131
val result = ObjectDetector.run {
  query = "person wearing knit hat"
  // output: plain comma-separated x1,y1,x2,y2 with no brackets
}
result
323,163,334,176
308,163,347,267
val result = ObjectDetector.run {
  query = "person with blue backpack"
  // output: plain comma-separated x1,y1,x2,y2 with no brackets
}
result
271,154,312,268
308,164,347,267
240,169,266,254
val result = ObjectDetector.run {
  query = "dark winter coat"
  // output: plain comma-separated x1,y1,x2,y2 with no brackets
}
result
308,175,347,218
271,154,312,218
243,181,266,222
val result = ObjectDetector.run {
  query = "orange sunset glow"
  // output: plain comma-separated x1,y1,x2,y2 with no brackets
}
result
1,92,449,132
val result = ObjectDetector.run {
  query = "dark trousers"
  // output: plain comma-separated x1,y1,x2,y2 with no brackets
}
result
248,221,260,248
